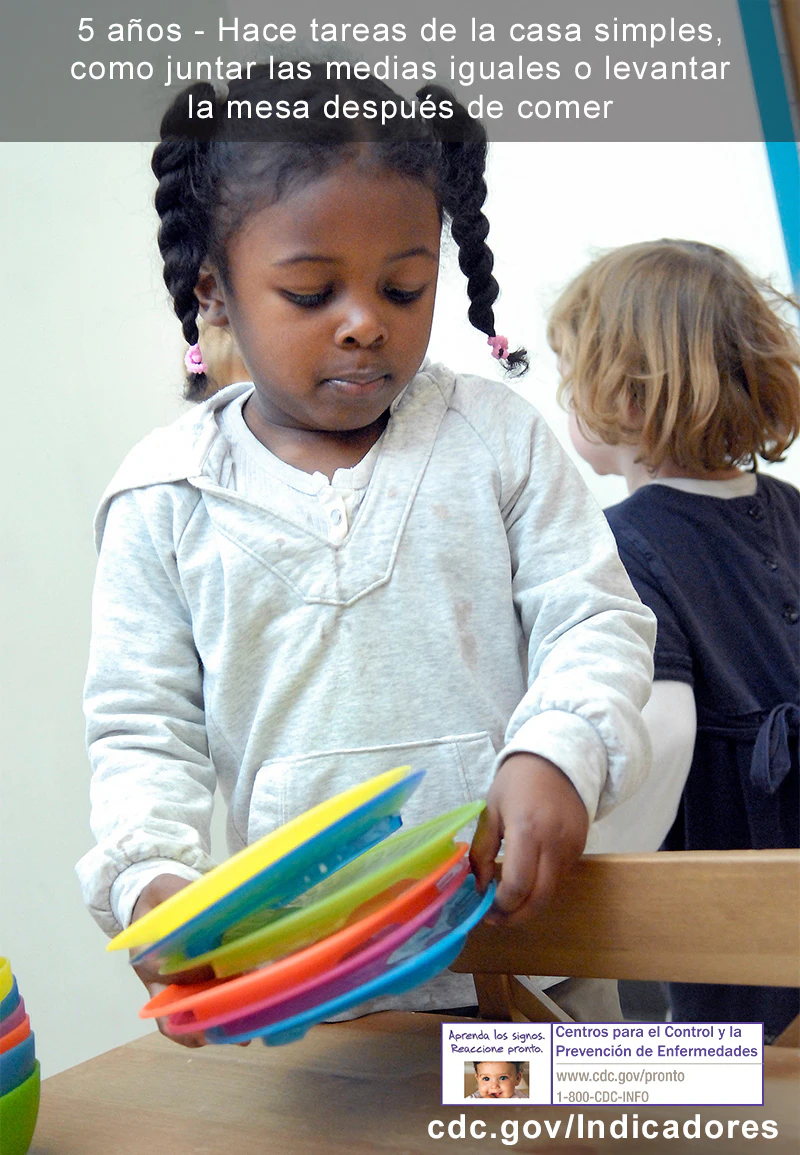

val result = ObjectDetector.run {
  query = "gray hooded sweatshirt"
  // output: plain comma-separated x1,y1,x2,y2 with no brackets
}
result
77,363,655,1011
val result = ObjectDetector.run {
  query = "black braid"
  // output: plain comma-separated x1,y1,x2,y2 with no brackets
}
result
151,83,216,399
419,85,527,376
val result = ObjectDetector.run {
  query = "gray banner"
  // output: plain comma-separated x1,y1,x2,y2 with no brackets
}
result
0,0,770,141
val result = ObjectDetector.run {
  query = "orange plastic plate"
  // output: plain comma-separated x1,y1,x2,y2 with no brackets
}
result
141,844,470,1023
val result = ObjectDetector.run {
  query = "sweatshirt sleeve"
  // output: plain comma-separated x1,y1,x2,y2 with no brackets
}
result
496,408,656,822
76,485,216,937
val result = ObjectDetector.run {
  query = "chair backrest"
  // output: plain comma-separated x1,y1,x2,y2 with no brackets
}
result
451,850,800,1031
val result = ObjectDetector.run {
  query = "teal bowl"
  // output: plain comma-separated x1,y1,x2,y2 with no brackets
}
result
0,1060,40,1155
0,1033,35,1098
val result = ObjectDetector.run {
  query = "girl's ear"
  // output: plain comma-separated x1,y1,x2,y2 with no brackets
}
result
195,265,229,327
625,388,646,431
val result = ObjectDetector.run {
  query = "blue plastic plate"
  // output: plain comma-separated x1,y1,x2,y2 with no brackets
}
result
132,770,425,969
206,875,495,1046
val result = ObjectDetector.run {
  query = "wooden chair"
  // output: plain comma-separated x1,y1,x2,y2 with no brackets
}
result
451,849,800,1045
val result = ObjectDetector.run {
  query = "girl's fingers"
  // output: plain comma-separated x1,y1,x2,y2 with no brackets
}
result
156,1016,207,1048
141,981,205,1048
142,980,250,1048
519,845,561,917
498,834,584,926
489,823,541,922
469,806,503,891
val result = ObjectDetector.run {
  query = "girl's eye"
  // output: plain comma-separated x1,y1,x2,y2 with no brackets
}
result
282,289,333,309
384,287,425,305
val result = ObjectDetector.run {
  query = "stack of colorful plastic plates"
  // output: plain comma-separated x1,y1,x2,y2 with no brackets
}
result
206,873,494,1046
159,802,483,977
143,843,470,1031
116,767,492,1046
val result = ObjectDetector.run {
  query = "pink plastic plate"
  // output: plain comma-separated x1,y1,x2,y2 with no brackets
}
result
167,860,469,1035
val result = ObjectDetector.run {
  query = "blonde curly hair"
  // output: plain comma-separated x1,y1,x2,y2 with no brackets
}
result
548,240,800,473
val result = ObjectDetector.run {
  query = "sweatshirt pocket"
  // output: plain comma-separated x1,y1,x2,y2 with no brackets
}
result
246,731,497,845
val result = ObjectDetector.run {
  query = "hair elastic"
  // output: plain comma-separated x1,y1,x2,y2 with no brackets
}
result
487,335,509,361
184,344,207,374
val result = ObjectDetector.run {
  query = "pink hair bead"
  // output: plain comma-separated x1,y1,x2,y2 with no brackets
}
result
487,335,509,360
184,344,207,374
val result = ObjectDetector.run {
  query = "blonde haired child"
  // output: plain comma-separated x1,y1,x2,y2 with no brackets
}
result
549,239,800,1040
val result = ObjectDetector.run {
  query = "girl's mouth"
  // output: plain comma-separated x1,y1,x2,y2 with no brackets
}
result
324,374,389,395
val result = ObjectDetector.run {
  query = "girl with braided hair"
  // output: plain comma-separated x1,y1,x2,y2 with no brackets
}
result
77,67,655,1043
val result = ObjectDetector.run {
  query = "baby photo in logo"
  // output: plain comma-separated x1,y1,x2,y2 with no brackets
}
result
465,1059,530,1100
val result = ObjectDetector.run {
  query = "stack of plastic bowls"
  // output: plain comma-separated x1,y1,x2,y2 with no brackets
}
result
110,766,495,1047
0,959,39,1155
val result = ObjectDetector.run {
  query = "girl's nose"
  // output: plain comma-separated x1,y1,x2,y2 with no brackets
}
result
335,299,388,348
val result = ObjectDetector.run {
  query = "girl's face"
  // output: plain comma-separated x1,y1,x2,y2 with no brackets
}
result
559,359,627,477
567,407,625,476
198,163,441,436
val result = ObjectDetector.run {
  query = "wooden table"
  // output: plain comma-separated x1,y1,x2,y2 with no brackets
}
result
32,1015,800,1154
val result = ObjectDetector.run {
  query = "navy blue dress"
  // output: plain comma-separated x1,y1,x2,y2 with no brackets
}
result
606,474,799,1040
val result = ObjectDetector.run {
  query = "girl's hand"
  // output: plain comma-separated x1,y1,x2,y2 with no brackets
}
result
469,753,589,925
129,874,240,1049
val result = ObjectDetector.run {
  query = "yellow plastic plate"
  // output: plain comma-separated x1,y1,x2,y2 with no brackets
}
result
162,801,484,978
108,766,415,952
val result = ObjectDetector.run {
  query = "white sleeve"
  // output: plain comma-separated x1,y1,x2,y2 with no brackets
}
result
496,412,656,822
587,681,696,852
75,487,216,937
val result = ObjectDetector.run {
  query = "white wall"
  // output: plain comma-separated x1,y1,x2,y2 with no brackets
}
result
1,144,188,1080
1,140,796,1078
